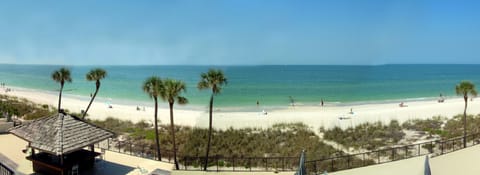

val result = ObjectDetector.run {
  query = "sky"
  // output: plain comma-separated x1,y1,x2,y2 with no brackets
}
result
0,0,479,65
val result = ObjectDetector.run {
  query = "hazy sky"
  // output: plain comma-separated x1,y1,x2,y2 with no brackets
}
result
0,1,479,65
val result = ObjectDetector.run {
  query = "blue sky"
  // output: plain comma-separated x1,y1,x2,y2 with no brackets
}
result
0,1,479,65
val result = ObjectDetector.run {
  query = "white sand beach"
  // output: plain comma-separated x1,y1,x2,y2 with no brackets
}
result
2,86,480,132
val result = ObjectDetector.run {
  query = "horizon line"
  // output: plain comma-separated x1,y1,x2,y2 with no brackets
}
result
1,63,479,67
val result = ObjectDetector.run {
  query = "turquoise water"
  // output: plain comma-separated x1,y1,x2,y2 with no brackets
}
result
0,64,479,109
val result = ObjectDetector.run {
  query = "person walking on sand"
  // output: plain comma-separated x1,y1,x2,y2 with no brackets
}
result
289,96,295,107
321,99,324,106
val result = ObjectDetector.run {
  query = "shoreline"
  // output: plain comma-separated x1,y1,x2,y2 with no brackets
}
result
0,85,457,112
2,85,480,132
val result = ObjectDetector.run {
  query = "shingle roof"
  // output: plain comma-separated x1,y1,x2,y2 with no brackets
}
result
9,113,114,155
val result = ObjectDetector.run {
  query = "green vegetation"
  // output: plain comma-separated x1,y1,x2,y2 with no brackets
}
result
0,95,55,121
402,116,446,138
323,120,405,150
443,114,480,138
401,116,444,132
88,118,339,159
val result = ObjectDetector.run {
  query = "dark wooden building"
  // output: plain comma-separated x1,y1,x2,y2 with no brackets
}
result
9,112,114,175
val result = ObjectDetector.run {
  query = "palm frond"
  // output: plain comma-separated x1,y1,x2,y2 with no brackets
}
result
177,96,188,105
52,67,72,83
456,80,477,97
161,78,188,104
143,76,163,99
197,69,227,95
86,68,107,81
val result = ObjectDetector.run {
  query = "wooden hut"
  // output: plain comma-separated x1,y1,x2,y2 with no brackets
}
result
9,112,114,175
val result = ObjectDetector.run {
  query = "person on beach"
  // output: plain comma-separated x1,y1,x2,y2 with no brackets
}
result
321,99,324,106
438,93,445,103
256,100,259,107
349,108,354,114
289,96,295,107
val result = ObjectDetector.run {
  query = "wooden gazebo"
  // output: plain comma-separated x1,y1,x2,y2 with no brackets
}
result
9,112,114,175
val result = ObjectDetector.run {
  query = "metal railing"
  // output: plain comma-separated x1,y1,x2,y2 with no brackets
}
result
95,133,480,173
94,138,177,163
305,133,480,174
0,162,14,175
180,156,299,172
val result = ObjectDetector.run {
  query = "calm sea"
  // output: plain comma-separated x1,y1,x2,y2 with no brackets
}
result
0,64,479,110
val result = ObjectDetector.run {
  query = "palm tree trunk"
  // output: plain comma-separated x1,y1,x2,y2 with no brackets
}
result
169,102,179,170
204,94,214,171
154,97,162,160
83,84,100,119
58,83,64,112
463,95,468,148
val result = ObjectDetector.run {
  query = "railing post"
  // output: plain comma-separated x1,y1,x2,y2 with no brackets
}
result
347,156,351,169
331,159,334,171
249,158,252,171
129,142,132,155
441,141,444,154
183,156,187,170
404,146,408,159
362,153,365,166
392,149,395,160
232,157,235,171
453,140,456,151
282,157,285,171
265,158,268,171
377,151,380,163
418,144,420,156
216,155,219,172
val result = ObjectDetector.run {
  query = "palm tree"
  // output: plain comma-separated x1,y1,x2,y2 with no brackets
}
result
83,68,107,119
197,69,227,171
160,79,188,170
455,80,477,148
51,67,72,112
143,76,164,161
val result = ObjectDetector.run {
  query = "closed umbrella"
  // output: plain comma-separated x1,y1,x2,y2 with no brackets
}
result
295,150,306,175
424,155,431,175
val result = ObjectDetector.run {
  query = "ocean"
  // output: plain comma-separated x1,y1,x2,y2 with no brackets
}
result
0,64,479,110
